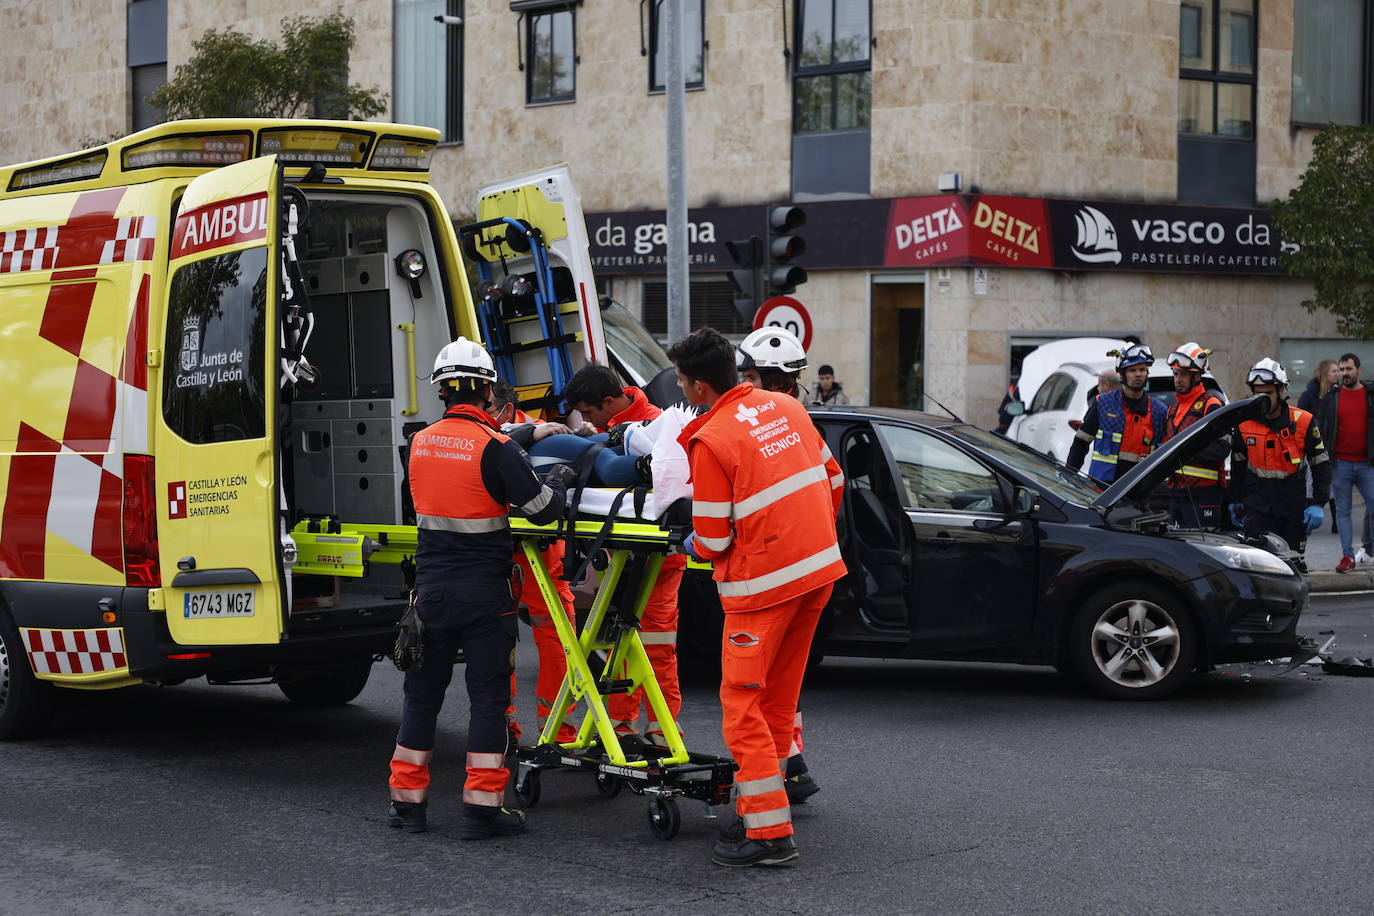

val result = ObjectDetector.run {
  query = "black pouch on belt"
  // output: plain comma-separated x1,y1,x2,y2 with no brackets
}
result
392,591,425,672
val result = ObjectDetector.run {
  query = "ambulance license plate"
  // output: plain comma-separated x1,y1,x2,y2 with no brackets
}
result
183,589,255,619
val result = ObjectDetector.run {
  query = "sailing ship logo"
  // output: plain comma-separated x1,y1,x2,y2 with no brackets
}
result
1071,206,1122,264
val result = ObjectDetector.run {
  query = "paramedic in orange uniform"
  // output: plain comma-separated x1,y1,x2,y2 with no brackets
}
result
488,381,582,744
387,339,568,840
735,326,840,805
667,328,845,868
562,364,687,748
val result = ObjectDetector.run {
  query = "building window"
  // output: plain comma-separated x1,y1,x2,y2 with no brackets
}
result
127,0,167,130
1178,0,1255,138
1293,0,1367,126
793,0,871,134
526,6,576,103
648,0,705,92
791,0,871,199
642,278,747,336
394,0,462,142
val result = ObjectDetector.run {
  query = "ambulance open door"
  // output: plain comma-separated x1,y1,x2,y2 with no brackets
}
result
460,165,607,415
153,156,287,646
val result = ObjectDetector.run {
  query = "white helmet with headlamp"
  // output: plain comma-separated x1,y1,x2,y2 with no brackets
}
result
737,327,808,373
431,336,496,387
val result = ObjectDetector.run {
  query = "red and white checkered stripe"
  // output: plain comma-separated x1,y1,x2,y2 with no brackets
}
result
22,627,127,675
99,215,157,264
1,225,60,273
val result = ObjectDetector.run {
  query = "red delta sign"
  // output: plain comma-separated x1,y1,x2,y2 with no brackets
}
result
967,195,1052,268
884,195,968,268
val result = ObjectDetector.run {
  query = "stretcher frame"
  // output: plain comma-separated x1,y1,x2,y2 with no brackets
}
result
290,513,735,839
508,516,735,840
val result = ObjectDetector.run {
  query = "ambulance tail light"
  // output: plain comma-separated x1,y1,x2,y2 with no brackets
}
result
123,455,161,588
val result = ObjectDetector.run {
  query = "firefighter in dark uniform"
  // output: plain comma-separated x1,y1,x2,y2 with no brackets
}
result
1228,358,1329,551
386,337,569,839
1067,343,1169,483
1162,342,1227,528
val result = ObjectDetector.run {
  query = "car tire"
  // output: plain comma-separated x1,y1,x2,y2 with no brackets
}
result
0,604,54,740
1069,582,1199,700
277,660,373,707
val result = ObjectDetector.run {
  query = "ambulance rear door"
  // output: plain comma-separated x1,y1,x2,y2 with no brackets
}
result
154,156,286,646
468,166,607,407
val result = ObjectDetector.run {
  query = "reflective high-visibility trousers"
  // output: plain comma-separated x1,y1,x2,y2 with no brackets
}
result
607,559,685,744
720,582,832,840
388,581,516,816
514,544,578,742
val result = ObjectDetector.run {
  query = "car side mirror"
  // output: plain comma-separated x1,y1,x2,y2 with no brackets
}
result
973,486,1040,529
1014,486,1041,516
1005,400,1026,417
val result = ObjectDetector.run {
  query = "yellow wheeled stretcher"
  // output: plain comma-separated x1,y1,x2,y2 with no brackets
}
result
290,511,736,840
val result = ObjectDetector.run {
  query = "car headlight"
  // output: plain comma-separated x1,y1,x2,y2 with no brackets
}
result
1195,542,1295,576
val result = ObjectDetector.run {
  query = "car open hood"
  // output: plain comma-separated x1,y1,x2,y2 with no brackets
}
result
1092,395,1268,510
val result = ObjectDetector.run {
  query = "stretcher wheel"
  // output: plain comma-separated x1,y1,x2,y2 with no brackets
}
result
594,772,624,797
647,796,681,840
515,769,542,807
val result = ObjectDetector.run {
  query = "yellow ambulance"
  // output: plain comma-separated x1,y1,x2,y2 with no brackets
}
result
0,119,614,738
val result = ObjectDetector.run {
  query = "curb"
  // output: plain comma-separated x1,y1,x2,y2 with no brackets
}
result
1309,569,1374,593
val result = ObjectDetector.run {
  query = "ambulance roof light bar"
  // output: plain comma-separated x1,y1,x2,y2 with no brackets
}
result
121,132,253,170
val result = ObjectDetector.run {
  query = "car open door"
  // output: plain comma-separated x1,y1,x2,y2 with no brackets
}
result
153,156,286,646
459,165,607,413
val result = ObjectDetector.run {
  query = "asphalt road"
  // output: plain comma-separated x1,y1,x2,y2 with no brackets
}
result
3,593,1373,915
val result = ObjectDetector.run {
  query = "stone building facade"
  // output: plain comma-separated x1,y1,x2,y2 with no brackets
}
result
0,1,1362,425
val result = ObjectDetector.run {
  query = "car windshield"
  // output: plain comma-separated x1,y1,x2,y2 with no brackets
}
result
601,301,669,383
948,425,1104,505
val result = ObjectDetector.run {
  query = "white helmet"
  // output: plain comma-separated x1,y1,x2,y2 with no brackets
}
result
1168,341,1212,373
737,327,808,373
431,336,496,386
1247,357,1289,388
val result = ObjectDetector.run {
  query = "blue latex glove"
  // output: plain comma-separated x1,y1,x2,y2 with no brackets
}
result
1229,504,1245,528
682,531,703,561
1304,505,1324,533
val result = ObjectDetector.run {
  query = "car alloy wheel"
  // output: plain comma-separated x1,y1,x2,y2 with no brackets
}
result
1089,599,1181,689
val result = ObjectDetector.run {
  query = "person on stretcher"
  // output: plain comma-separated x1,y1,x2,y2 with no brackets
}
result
488,381,653,487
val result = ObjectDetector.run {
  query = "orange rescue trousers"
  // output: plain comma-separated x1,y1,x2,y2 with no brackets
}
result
510,544,578,743
720,582,832,840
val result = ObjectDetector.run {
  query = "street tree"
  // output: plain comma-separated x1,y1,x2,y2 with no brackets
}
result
147,12,386,121
1270,124,1374,337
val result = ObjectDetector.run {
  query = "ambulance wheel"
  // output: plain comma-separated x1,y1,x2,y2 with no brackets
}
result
647,796,681,840
594,771,624,797
277,659,372,707
0,604,53,741
515,769,542,807
1069,582,1199,701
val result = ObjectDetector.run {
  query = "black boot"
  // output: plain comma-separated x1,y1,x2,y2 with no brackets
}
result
461,806,527,840
711,834,799,867
785,755,821,804
387,801,428,833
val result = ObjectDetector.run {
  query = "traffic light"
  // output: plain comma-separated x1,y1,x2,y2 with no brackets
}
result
765,206,807,296
724,236,763,323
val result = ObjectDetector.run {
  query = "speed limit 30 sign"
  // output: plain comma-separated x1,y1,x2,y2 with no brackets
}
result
753,296,813,351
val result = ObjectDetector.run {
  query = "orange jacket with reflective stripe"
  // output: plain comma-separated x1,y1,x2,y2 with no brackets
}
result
1165,385,1225,487
409,405,557,584
1237,407,1314,477
679,384,846,612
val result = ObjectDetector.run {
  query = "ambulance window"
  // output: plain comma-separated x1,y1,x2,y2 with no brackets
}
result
162,248,268,444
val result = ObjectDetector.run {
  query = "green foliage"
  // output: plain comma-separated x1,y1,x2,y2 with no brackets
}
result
147,11,386,121
1271,124,1374,337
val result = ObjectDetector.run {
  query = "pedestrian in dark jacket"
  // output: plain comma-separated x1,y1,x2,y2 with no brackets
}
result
810,365,850,406
1298,358,1338,413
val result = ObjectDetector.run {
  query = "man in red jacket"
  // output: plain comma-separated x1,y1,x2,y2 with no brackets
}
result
668,328,845,868
562,364,686,748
